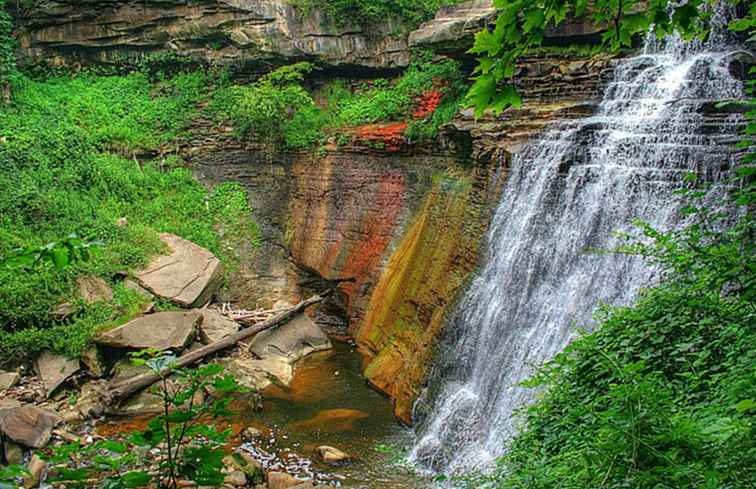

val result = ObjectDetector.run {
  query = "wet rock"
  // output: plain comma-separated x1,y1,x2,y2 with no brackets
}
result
0,405,61,448
316,446,350,465
249,314,332,363
76,275,113,304
23,454,47,489
241,427,263,442
0,370,20,391
96,311,200,351
34,351,80,396
80,347,107,378
3,439,24,465
73,382,107,419
221,357,289,392
199,309,240,344
110,359,151,385
224,470,247,486
231,449,264,480
135,233,224,308
267,472,302,489
107,390,164,417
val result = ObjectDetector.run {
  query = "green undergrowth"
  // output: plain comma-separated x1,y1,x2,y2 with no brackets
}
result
0,70,258,363
208,55,467,150
288,0,461,28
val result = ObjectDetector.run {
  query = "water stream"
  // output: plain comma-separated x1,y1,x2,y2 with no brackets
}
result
411,5,746,476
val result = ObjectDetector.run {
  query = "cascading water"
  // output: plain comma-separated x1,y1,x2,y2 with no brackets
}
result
411,5,747,476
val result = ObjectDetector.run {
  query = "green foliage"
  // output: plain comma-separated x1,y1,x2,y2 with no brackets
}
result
210,56,465,149
1,234,103,271
466,0,733,117
0,71,258,363
0,0,16,101
45,355,246,489
288,0,460,28
208,62,316,148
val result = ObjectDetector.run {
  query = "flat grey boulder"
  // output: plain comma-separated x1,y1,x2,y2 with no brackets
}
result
96,311,200,351
199,309,240,344
0,405,60,448
135,233,224,308
249,313,332,364
34,351,80,396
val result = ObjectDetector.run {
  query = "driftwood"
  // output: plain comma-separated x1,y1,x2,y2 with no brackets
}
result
105,295,324,405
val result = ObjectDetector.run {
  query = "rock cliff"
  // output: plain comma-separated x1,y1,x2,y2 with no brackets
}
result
11,0,615,422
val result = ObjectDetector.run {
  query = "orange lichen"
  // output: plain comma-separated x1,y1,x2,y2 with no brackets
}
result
413,90,443,119
352,122,409,152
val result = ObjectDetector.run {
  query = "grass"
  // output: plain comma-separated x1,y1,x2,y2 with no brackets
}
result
0,71,259,363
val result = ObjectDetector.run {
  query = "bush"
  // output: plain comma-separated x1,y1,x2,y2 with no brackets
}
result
0,71,258,363
289,0,461,28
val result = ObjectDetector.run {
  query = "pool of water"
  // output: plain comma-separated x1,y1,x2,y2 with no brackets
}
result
236,341,428,488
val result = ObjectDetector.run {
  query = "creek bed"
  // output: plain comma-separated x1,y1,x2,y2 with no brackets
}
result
242,341,426,488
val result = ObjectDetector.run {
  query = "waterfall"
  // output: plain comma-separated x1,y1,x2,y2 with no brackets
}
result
411,5,746,476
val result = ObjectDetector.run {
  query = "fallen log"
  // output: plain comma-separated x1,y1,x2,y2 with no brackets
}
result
105,295,324,405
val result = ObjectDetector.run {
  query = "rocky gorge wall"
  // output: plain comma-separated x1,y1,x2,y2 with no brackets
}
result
11,0,617,422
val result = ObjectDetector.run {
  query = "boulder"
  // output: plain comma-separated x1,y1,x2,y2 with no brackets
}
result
316,446,350,465
34,351,80,396
199,310,240,344
107,390,164,417
267,472,302,489
224,470,247,486
96,311,200,351
0,370,20,391
241,427,263,442
0,405,60,448
135,233,224,308
76,275,113,304
249,314,332,364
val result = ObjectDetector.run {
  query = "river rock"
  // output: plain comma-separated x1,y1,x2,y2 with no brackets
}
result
267,472,302,489
135,233,224,308
34,351,80,396
0,370,20,391
22,453,47,488
221,356,293,391
3,439,24,465
96,311,200,351
199,309,240,344
249,314,332,363
79,347,107,378
316,446,350,464
0,405,60,448
76,275,113,304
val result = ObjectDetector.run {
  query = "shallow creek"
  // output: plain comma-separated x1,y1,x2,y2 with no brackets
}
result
98,342,427,488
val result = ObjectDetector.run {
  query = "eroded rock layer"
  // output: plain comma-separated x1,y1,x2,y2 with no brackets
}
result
12,0,409,70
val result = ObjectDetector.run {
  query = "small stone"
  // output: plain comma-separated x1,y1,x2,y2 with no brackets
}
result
116,217,128,227
80,347,107,378
22,454,47,488
52,302,75,321
34,351,80,396
231,449,263,479
3,439,24,465
198,309,240,344
316,445,350,465
76,275,113,304
267,472,302,489
224,470,247,486
0,370,20,391
241,427,263,442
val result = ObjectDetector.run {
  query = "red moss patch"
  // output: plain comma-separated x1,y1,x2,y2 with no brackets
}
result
353,122,409,152
413,89,443,119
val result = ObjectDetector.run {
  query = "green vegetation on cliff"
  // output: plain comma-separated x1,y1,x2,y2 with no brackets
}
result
0,69,258,362
209,55,466,150
289,0,460,27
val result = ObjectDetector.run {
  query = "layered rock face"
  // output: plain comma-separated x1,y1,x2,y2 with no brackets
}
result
12,0,614,421
12,0,409,70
